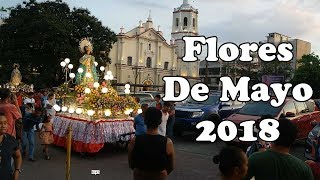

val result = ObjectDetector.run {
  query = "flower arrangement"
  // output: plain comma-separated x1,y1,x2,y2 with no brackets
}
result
59,80,140,119
5,82,34,93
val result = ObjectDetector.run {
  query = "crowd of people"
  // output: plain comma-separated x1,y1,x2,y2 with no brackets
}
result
213,117,320,180
2,88,320,180
0,88,56,179
129,94,320,180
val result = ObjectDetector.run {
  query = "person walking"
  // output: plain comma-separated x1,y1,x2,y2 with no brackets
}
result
0,113,23,180
21,107,42,161
158,102,170,137
39,115,54,160
134,104,149,136
128,107,175,180
244,118,314,180
166,102,175,139
0,88,22,138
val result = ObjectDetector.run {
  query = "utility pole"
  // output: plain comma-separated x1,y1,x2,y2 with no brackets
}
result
132,66,141,94
205,60,209,84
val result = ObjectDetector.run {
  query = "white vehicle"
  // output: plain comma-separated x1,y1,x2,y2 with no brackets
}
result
119,92,154,105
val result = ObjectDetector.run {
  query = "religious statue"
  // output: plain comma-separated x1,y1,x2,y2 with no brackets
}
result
75,38,99,85
10,63,22,86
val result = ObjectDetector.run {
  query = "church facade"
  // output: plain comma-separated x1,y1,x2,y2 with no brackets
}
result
108,0,200,92
108,16,178,91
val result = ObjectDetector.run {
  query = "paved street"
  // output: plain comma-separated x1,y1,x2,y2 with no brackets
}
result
19,133,306,180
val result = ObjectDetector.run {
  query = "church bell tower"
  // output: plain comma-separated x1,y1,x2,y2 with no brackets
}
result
171,0,199,83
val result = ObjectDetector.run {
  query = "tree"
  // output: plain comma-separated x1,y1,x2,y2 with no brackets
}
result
291,53,320,98
0,0,117,88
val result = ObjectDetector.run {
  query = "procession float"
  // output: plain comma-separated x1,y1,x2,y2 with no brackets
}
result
3,63,34,93
52,38,139,153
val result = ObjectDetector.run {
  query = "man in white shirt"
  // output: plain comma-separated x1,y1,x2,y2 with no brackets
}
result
158,102,170,136
23,92,35,115
44,93,56,120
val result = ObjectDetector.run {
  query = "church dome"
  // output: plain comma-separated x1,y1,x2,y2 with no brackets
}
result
175,0,197,12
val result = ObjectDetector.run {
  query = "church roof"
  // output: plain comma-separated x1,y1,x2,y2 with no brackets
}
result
174,0,198,12
117,22,172,47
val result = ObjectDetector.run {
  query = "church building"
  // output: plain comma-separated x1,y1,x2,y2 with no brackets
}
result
108,14,178,92
108,0,200,92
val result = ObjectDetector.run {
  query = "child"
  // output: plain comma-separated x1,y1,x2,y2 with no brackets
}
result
39,116,54,160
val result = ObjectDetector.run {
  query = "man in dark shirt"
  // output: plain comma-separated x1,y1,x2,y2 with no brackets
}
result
166,102,175,139
0,113,22,180
21,107,42,161
244,118,314,180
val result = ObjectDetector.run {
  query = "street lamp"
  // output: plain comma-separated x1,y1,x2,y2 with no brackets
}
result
60,58,73,85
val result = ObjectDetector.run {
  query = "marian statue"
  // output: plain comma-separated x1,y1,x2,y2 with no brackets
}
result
10,63,22,86
75,38,99,85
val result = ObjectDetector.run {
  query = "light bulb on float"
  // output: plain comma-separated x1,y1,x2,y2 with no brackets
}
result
109,74,114,80
106,71,112,75
101,87,108,93
84,88,91,94
125,84,130,89
76,108,83,114
53,104,61,112
100,66,105,71
87,110,95,116
85,72,92,78
93,82,100,88
124,109,131,115
68,108,75,114
137,109,142,114
105,109,111,117
62,106,68,112
78,68,84,73
94,62,98,67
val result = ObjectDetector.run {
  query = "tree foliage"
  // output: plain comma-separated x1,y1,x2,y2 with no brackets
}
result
291,53,320,98
0,0,117,88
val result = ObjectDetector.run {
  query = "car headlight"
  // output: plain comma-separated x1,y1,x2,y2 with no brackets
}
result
191,111,204,118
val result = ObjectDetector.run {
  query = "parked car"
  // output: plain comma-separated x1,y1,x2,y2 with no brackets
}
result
119,92,154,105
140,91,164,99
174,94,246,135
305,121,320,161
225,98,320,143
314,99,320,109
